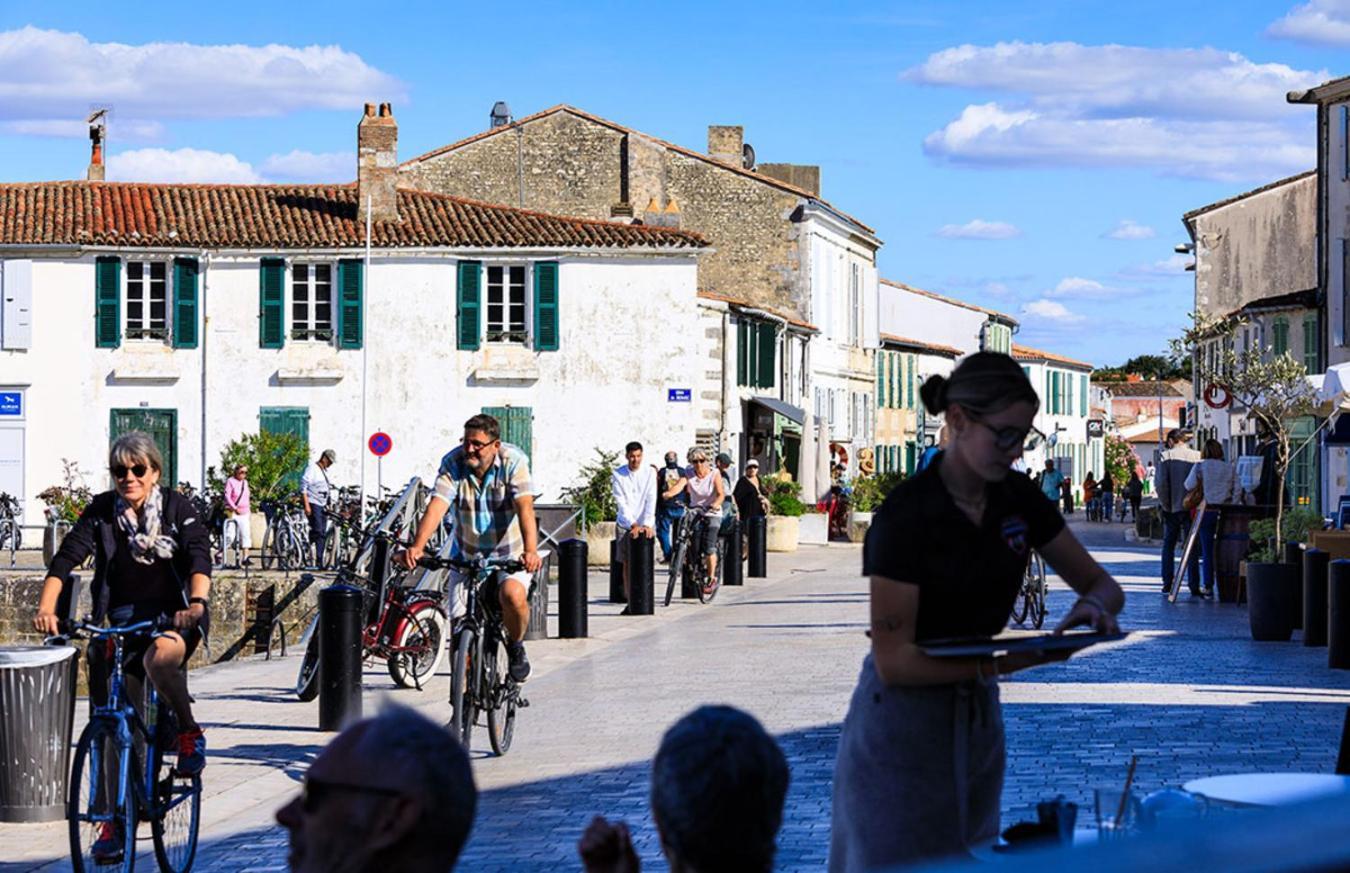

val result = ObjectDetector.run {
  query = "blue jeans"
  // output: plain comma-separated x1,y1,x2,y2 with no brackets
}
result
1102,493,1114,521
1161,510,1201,592
1197,509,1220,593
656,505,685,560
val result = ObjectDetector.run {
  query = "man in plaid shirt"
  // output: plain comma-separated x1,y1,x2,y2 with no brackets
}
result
398,413,542,681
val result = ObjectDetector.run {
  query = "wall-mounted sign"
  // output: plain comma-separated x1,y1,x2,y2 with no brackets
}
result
1086,419,1105,439
0,392,21,417
668,388,691,403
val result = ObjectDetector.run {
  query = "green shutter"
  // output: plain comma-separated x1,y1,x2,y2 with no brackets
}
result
95,256,121,348
1273,317,1289,355
259,258,285,349
457,261,481,350
736,321,749,386
533,261,559,351
876,354,885,408
172,257,199,349
756,323,776,388
337,259,363,349
907,355,915,409
1304,314,1319,372
1050,371,1059,415
1080,373,1088,414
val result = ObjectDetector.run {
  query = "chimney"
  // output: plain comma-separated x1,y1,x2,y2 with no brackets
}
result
489,101,512,129
358,102,398,224
758,163,820,196
662,198,681,229
87,110,107,181
707,125,743,167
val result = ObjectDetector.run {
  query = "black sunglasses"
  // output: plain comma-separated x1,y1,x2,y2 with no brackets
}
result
301,775,404,814
968,415,1046,453
110,464,150,480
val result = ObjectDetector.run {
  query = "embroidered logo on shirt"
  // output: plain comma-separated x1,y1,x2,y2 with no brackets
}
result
1001,516,1029,557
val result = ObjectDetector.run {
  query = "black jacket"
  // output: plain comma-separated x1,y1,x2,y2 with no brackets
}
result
47,487,213,624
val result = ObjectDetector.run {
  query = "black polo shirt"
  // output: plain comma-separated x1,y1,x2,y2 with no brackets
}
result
863,453,1065,643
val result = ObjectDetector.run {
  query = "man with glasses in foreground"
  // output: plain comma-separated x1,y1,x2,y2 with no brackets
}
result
277,704,477,872
396,414,542,681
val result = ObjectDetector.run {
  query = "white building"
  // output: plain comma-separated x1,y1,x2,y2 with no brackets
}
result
1013,345,1102,490
0,107,708,524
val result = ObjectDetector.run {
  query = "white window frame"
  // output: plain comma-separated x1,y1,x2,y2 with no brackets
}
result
124,259,170,342
849,262,862,347
485,263,529,345
291,261,335,343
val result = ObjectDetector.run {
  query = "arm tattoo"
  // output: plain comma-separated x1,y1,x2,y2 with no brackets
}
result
870,611,905,633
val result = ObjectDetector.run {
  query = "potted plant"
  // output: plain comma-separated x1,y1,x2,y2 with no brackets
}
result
1246,508,1323,637
848,471,903,542
766,479,804,552
1173,313,1317,641
38,459,93,564
561,448,620,565
208,429,310,548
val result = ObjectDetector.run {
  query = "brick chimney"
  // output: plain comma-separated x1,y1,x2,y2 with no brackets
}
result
758,163,820,196
358,102,398,223
87,112,106,181
708,125,744,167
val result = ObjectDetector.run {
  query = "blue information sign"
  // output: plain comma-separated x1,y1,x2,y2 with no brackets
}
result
667,388,691,403
0,392,20,417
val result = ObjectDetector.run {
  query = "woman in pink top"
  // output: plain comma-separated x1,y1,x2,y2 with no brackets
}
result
223,464,251,565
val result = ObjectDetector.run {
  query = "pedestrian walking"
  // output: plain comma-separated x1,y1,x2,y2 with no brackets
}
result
1036,459,1064,506
223,463,251,565
1184,439,1239,599
611,441,656,609
1144,462,1155,496
716,451,739,534
655,451,687,564
301,449,335,564
1100,471,1115,523
1060,477,1074,515
733,459,769,560
828,353,1124,872
1082,472,1098,521
1123,470,1144,523
1156,429,1202,595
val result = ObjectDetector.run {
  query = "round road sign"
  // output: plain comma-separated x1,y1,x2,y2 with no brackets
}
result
368,432,393,457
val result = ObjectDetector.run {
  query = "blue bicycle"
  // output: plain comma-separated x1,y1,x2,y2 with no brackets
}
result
58,618,202,872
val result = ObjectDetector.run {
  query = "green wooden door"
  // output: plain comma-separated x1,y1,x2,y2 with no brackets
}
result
481,406,532,465
110,409,178,487
1287,416,1319,510
260,407,310,493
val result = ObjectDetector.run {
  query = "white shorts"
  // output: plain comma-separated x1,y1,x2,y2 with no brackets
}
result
446,568,533,621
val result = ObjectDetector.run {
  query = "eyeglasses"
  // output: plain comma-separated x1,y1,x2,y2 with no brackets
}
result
969,415,1046,453
462,437,496,451
300,775,404,814
692,458,709,465
110,464,149,480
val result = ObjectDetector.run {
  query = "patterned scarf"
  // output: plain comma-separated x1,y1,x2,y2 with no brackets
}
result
115,485,177,565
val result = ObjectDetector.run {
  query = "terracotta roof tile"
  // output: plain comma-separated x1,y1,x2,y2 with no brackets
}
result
1099,380,1188,398
878,333,962,357
0,181,708,250
1011,343,1094,370
696,289,817,331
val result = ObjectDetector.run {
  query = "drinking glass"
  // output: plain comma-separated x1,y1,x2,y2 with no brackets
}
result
1094,786,1141,840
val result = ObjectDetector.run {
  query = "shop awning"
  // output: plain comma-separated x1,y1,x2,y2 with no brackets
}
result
750,396,805,425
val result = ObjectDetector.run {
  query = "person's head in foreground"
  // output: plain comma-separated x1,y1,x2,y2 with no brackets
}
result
277,704,476,873
919,352,1042,484
578,705,789,873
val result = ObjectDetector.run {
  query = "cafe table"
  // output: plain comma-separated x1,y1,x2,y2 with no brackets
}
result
1182,772,1350,807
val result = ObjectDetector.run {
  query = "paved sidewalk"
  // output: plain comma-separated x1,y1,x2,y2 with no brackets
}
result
3,521,1350,871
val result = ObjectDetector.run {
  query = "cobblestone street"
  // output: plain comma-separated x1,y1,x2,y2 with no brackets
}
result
3,520,1350,871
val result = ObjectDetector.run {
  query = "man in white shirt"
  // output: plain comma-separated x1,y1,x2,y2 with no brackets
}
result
611,441,656,608
301,449,335,563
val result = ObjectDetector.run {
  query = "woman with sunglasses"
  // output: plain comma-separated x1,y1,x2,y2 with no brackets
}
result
33,432,212,782
829,352,1124,872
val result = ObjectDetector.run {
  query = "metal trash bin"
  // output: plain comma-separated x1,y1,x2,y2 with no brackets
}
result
0,645,79,822
525,554,551,641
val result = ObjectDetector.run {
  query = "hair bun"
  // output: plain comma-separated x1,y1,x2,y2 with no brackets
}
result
919,374,948,415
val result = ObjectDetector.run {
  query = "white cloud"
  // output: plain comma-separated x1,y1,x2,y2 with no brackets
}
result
1046,277,1111,299
934,218,1022,240
1268,1,1350,47
1104,219,1157,240
260,150,351,183
0,26,405,139
909,41,1325,182
1021,299,1085,323
1119,253,1194,279
106,148,264,184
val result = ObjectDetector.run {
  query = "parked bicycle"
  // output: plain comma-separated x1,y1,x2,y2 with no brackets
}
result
664,506,725,606
260,499,313,571
54,618,201,873
417,552,540,756
1011,551,1047,629
0,491,21,553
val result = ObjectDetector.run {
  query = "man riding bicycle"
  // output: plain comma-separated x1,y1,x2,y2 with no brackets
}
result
397,414,542,682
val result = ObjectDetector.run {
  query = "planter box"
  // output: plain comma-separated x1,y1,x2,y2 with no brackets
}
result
1246,561,1298,641
797,512,828,546
848,510,872,543
584,521,617,566
766,516,800,552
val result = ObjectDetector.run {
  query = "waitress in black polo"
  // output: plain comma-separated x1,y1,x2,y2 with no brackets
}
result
828,352,1124,872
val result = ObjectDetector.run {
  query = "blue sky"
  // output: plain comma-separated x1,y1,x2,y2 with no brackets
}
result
1,0,1345,366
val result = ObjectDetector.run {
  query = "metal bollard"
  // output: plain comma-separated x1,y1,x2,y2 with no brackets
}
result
525,556,550,641
1286,542,1305,629
609,539,627,604
723,519,743,587
318,584,363,731
558,539,588,638
629,535,654,615
1330,560,1350,670
747,515,768,578
1305,548,1330,648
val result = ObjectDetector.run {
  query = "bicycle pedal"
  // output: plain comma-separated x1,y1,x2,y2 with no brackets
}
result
516,696,530,708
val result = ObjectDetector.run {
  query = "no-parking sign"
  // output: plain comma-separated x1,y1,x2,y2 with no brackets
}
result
368,432,393,457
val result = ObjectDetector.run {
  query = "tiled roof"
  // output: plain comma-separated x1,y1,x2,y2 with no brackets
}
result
879,333,962,357
696,289,817,331
0,181,708,250
1182,170,1315,222
400,104,876,235
879,278,1018,326
1287,74,1350,105
1011,343,1094,371
1099,380,1188,398
1235,288,1318,316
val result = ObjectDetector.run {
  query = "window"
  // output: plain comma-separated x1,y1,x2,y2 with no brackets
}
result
486,265,527,343
125,261,168,340
849,263,862,346
291,263,334,341
1304,314,1320,373
737,319,777,389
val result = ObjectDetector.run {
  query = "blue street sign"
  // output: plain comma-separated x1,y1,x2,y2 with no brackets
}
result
0,393,20,417
368,432,392,457
668,388,691,403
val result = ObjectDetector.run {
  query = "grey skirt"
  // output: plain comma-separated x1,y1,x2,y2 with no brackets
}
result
828,654,1004,873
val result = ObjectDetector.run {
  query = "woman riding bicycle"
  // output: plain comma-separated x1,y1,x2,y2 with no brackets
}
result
33,432,212,780
666,448,726,592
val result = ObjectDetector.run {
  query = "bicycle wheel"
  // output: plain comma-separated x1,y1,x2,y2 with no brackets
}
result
387,602,448,689
1012,573,1031,626
449,628,476,748
698,535,726,604
150,745,201,873
295,615,321,701
664,536,687,607
1028,554,1048,630
484,636,516,756
260,521,276,570
69,720,137,873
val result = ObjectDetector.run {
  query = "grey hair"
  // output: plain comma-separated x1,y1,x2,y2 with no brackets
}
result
650,705,788,873
109,431,164,475
687,448,708,463
354,703,476,867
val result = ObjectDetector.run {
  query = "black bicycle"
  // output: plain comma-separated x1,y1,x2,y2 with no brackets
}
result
54,618,201,873
1011,551,1048,629
664,507,725,607
418,553,533,756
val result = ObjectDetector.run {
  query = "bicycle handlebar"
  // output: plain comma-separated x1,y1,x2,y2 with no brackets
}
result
417,554,526,575
49,616,176,644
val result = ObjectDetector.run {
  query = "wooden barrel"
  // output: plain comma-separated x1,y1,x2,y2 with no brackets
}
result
1215,507,1251,603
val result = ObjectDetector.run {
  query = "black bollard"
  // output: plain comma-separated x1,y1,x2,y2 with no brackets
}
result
629,535,654,615
1305,548,1330,648
609,539,627,604
1286,542,1305,629
747,515,768,578
557,540,588,638
1330,560,1350,670
724,519,743,587
318,584,363,731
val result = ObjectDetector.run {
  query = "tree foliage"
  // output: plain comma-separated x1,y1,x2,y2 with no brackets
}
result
1103,434,1139,486
207,430,310,504
561,448,621,526
1093,353,1187,382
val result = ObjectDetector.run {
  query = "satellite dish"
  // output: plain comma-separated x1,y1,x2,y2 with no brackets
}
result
742,142,756,170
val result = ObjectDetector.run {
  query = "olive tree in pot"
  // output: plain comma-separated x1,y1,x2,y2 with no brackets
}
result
1172,313,1317,641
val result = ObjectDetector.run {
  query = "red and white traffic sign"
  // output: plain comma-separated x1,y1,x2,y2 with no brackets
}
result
368,432,393,457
